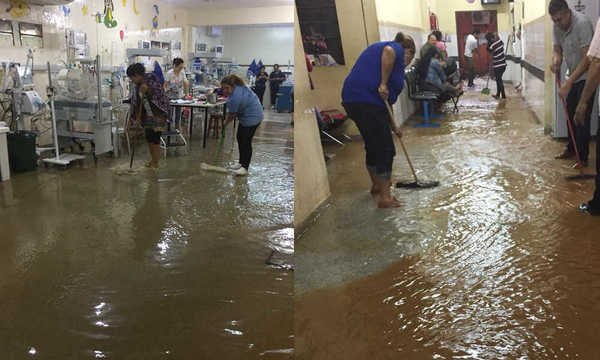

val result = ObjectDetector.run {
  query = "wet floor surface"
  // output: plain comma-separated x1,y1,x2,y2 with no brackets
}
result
296,84,600,359
0,111,294,359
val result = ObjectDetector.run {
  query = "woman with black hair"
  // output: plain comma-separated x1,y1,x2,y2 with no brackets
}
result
164,57,189,132
254,65,269,106
485,32,507,99
127,63,170,170
342,32,416,208
419,47,462,98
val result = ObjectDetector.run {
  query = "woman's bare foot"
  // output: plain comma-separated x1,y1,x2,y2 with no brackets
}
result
378,197,402,208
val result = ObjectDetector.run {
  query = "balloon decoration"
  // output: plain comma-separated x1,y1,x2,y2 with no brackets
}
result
82,4,88,16
94,12,102,23
103,0,117,28
119,29,124,41
122,0,126,6
133,0,140,15
61,5,70,16
6,0,30,18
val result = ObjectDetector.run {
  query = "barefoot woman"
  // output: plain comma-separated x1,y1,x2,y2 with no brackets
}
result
341,32,416,208
127,63,170,169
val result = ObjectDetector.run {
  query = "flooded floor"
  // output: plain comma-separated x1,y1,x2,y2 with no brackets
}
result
0,110,294,359
296,84,600,359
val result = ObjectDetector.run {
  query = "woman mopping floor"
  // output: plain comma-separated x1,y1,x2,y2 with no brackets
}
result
127,63,170,170
341,32,416,208
220,75,264,176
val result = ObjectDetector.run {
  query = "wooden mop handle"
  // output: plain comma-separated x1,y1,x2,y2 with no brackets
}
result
556,72,584,167
384,100,419,183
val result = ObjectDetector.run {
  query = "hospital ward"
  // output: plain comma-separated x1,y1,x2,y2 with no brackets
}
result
0,0,293,358
295,0,600,359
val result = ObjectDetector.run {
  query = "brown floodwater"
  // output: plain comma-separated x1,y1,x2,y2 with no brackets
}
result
0,111,294,359
296,86,600,359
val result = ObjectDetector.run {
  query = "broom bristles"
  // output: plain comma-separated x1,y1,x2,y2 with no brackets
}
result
200,162,229,174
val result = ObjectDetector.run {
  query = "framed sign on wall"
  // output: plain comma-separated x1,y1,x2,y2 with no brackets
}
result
296,0,345,67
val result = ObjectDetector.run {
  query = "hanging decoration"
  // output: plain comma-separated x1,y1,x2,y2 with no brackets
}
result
103,0,117,28
82,4,88,16
133,0,140,15
122,0,126,6
6,0,30,18
61,5,70,17
119,29,124,41
152,4,159,30
94,12,102,23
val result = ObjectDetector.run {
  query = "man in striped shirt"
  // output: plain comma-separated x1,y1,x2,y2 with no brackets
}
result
486,32,507,99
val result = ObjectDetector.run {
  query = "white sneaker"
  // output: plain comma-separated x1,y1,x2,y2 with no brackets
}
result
230,167,248,176
228,162,243,170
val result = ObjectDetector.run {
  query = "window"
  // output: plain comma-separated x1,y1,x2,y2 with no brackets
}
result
19,22,42,48
0,19,14,47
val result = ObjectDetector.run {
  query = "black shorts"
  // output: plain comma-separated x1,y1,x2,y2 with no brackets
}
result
343,102,396,180
145,128,161,144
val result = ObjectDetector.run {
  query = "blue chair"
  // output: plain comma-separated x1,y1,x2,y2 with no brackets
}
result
404,67,441,128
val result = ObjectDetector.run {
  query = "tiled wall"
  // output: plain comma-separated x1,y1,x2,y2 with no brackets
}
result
522,17,545,122
379,23,427,125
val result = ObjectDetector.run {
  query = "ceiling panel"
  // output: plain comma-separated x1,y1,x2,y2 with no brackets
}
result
162,0,293,9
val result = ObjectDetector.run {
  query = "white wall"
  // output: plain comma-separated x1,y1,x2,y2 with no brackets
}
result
223,23,293,67
185,5,293,26
191,23,294,67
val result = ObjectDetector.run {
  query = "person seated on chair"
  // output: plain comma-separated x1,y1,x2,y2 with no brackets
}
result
432,30,448,59
341,32,416,208
127,63,170,170
420,33,444,60
221,75,263,176
419,47,463,99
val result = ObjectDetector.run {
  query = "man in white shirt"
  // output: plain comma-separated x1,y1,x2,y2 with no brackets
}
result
464,28,481,87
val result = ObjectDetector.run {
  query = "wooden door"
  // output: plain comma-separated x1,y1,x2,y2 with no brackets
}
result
456,10,499,76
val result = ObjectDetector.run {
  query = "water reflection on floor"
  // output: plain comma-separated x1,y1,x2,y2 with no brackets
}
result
296,85,600,359
0,111,294,359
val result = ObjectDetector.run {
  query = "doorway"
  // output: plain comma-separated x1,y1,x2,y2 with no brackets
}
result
455,10,498,76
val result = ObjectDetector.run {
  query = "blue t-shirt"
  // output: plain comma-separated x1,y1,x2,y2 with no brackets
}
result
227,85,264,127
342,41,406,106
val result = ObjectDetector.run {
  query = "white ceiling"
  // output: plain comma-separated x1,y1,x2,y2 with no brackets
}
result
162,0,293,9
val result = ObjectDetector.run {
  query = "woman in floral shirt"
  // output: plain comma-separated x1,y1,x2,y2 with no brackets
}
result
127,63,170,169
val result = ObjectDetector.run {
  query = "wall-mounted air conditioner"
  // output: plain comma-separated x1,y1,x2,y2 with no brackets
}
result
472,11,491,25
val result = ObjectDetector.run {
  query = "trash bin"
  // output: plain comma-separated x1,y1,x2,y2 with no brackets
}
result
7,131,38,173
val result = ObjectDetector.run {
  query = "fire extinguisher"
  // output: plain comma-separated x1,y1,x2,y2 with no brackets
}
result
430,12,438,31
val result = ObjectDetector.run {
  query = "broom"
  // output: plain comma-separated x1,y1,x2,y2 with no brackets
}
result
481,62,491,95
200,122,230,174
384,100,440,189
556,73,595,181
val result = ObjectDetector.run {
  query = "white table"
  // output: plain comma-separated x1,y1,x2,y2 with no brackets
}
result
169,100,229,148
0,127,9,181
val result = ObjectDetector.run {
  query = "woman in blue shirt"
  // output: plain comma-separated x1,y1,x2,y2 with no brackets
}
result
221,75,264,176
419,46,462,98
341,32,416,208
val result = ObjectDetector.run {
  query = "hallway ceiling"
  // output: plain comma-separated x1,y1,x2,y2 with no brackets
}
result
164,0,293,9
